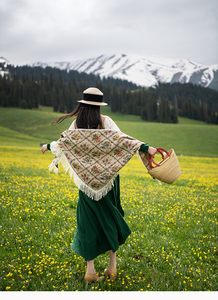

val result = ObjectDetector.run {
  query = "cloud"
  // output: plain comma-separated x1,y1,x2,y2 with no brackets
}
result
1,0,218,65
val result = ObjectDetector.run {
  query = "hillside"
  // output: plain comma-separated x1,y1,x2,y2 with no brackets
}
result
0,107,217,157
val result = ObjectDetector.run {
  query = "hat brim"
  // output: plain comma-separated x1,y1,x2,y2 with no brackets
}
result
77,100,108,106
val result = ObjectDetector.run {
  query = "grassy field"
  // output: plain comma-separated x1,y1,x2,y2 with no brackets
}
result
0,106,218,291
0,106,217,156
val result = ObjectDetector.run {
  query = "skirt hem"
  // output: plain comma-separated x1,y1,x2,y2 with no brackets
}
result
71,236,130,261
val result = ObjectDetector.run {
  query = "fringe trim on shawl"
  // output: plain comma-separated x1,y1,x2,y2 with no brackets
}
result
49,152,118,201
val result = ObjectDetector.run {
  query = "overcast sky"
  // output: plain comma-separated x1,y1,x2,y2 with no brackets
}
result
1,0,218,66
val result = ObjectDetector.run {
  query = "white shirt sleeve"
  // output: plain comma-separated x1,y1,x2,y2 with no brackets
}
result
103,116,121,131
69,120,76,130
50,141,61,156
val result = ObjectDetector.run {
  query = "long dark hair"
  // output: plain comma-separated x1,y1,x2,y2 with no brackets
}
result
51,103,103,129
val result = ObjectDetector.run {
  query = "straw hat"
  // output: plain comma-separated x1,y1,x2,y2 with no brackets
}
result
77,87,108,106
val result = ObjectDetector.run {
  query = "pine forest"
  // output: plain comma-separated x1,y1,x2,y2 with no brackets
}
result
0,65,218,124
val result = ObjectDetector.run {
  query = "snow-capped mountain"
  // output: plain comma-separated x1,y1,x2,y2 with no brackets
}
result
0,57,10,78
0,57,9,65
31,54,218,90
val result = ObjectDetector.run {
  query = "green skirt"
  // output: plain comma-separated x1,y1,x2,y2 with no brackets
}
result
71,175,131,261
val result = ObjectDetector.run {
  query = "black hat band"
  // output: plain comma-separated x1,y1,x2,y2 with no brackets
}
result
83,93,103,103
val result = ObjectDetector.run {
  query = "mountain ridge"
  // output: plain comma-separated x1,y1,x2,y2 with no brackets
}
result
1,54,218,91
30,54,218,91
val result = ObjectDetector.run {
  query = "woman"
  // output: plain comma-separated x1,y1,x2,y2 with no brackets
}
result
41,87,157,283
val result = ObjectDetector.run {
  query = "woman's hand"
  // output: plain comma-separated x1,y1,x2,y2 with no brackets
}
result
41,144,48,154
148,146,157,157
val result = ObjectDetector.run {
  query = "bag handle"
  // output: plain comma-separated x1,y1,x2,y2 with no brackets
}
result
148,148,170,169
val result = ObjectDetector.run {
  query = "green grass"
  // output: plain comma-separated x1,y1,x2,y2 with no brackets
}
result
0,106,217,291
0,107,217,156
0,126,39,148
0,147,217,291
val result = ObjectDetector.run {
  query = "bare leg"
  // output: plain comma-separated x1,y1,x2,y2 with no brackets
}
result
109,250,116,268
86,260,95,273
85,259,104,283
104,250,117,280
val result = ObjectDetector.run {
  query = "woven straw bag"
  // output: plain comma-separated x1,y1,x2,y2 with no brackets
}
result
148,148,181,184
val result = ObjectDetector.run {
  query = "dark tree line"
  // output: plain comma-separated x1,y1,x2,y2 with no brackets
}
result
0,66,218,124
8,65,139,91
107,87,178,123
151,83,218,124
